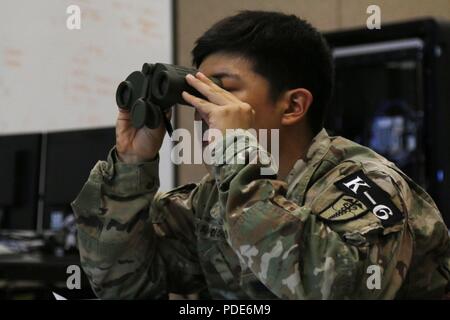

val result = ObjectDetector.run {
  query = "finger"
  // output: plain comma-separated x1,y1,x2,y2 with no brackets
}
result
195,71,220,88
118,106,131,114
185,73,230,105
117,109,131,121
182,91,214,121
196,72,240,103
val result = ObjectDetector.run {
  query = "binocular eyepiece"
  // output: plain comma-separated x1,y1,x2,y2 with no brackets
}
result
116,63,221,135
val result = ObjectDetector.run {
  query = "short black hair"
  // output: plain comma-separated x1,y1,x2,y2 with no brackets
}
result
192,10,334,134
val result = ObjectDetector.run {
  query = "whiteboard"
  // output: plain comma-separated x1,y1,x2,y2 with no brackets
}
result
0,0,174,190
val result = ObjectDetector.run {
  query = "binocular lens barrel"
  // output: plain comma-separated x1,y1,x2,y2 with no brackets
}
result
151,63,221,109
115,71,147,111
152,70,171,105
116,81,132,109
115,63,221,130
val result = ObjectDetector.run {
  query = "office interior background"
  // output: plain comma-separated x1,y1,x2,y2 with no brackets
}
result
0,0,449,299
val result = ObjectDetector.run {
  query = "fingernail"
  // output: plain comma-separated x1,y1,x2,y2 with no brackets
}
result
186,74,194,80
196,72,204,77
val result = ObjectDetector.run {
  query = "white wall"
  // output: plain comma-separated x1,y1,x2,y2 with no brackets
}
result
0,0,174,190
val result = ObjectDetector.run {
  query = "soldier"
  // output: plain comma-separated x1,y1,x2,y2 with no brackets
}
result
72,11,450,299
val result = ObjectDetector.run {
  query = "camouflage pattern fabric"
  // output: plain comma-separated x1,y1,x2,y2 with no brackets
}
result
71,129,450,299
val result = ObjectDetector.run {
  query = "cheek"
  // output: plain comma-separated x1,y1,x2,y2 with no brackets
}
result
254,107,280,129
230,90,248,103
232,88,280,128
234,91,264,112
250,99,281,128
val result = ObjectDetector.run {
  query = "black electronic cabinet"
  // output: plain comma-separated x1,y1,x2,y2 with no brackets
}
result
324,18,450,226
0,133,42,230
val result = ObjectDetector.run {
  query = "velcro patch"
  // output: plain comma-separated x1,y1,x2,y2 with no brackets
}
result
334,170,404,228
319,195,369,222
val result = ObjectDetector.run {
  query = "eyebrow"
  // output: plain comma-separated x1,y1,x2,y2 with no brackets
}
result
210,72,241,80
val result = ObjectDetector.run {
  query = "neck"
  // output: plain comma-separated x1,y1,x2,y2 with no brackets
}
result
276,125,314,181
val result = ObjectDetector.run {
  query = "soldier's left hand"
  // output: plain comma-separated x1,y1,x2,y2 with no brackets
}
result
182,72,255,135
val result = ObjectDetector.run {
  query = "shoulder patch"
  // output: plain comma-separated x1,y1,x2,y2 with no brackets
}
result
334,170,404,227
319,195,369,222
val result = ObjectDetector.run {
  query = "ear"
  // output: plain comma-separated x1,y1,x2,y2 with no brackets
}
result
280,88,313,126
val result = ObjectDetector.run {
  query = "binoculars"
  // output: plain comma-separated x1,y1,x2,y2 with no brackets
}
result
116,63,221,135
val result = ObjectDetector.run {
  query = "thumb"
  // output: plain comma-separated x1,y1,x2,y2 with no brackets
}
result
117,108,131,121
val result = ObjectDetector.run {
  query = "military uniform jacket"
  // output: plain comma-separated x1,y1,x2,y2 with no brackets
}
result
71,129,450,299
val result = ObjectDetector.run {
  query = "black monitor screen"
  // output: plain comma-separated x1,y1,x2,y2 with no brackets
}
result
43,127,115,229
0,133,41,230
0,150,16,206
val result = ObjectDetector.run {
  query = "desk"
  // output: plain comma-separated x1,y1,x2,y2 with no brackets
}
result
0,252,94,299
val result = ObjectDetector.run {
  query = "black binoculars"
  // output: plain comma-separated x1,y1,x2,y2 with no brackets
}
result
116,63,221,135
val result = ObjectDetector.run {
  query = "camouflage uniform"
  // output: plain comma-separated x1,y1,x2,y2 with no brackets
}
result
71,129,450,299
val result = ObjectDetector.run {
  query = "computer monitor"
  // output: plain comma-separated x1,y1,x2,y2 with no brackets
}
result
325,19,450,226
0,133,42,230
42,127,115,230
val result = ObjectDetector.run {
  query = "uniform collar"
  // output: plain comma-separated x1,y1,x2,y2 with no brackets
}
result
203,128,333,186
285,128,332,186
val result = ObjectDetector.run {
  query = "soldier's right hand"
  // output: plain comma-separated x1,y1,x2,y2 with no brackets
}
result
115,108,171,164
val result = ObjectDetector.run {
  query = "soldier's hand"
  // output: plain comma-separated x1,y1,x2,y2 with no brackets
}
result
115,108,171,164
182,72,255,138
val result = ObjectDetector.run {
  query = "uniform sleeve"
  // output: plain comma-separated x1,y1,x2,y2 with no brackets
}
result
71,148,206,299
211,130,412,299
